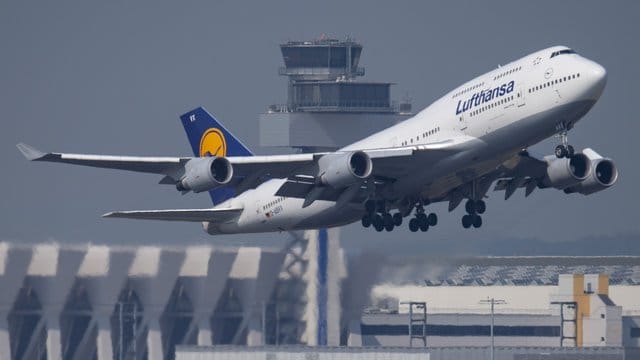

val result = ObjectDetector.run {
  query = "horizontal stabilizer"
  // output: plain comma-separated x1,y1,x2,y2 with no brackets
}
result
103,207,243,222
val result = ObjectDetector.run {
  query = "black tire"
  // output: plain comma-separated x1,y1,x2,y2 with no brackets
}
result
383,213,393,227
409,218,419,232
427,213,438,226
555,145,567,158
472,215,483,228
419,221,429,232
361,214,371,228
385,222,394,232
372,214,383,229
393,213,403,226
465,199,476,214
374,222,384,232
365,200,376,214
462,214,472,228
567,145,575,157
417,213,427,226
476,200,486,214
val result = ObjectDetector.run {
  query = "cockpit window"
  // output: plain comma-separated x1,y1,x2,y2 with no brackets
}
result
550,49,576,58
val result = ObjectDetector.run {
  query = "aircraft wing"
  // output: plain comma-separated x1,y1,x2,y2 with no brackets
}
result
17,143,189,175
103,207,243,222
18,134,477,193
17,142,319,188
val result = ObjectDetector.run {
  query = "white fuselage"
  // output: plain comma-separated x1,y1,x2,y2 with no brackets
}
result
206,46,607,234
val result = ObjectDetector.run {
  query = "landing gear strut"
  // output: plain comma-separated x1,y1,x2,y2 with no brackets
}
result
555,123,575,159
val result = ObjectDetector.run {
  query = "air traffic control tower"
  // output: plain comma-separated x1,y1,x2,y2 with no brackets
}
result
259,37,412,152
258,37,412,346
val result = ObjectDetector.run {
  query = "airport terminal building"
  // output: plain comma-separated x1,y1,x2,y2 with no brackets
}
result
361,257,640,351
0,241,639,359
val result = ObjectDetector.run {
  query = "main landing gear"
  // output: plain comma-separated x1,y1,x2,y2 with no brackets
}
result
461,199,485,229
361,200,401,232
361,199,437,233
555,124,575,159
408,204,437,233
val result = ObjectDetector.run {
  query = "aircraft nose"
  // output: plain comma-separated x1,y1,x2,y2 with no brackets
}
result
587,61,607,99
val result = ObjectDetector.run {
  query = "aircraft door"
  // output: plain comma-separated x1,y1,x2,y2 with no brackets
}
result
255,200,266,223
457,113,468,133
517,86,526,107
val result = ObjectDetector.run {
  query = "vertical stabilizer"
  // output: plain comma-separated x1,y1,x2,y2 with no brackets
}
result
179,107,253,204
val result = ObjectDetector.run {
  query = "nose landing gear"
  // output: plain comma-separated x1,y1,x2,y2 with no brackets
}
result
555,123,575,159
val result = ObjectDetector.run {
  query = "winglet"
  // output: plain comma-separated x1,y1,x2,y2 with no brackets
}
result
16,143,47,161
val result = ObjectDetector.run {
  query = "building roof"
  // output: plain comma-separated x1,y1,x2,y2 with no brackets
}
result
379,257,640,286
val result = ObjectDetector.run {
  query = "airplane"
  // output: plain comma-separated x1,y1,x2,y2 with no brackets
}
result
17,45,617,235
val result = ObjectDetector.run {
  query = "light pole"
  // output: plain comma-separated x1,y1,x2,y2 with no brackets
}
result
480,297,506,360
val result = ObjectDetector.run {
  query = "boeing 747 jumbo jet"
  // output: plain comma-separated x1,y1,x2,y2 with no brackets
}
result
18,46,617,234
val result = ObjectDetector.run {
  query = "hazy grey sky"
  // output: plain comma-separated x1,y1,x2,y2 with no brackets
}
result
2,1,639,252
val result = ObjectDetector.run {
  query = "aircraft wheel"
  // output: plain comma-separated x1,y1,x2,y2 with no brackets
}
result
472,215,483,228
361,214,372,228
416,213,427,226
372,214,383,231
476,200,486,214
393,213,403,226
462,214,472,229
555,145,568,158
409,218,419,232
427,213,438,226
383,213,393,226
465,199,476,214
418,215,429,232
385,222,394,232
566,145,575,157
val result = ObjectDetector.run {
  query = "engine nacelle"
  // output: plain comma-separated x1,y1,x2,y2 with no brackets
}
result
564,148,618,195
318,151,373,188
541,153,591,190
176,157,233,193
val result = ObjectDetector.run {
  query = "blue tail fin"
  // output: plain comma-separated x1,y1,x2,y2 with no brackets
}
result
179,107,254,205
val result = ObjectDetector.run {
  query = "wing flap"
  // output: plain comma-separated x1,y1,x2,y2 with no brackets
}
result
103,208,243,222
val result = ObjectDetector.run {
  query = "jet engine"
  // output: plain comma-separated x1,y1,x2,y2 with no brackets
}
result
318,151,373,188
541,153,591,190
176,157,233,193
564,148,618,195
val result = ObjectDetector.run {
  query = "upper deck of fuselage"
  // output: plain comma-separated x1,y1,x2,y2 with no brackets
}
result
444,46,577,100
341,46,600,151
